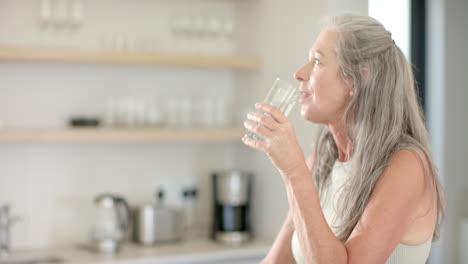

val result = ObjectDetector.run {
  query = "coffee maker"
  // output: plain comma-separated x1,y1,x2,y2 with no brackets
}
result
212,170,252,245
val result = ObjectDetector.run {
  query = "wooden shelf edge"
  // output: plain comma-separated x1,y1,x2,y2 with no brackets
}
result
0,128,246,143
0,45,262,70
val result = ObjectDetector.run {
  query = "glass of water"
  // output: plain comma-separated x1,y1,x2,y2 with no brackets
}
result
247,78,298,140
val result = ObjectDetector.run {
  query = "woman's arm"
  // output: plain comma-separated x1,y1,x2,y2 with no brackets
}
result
261,152,316,264
284,164,348,263
260,210,295,264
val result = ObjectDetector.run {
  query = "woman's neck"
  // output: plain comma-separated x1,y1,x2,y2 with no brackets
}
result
328,121,353,162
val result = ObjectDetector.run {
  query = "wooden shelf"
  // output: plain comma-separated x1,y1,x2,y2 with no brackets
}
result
0,45,262,70
0,127,246,143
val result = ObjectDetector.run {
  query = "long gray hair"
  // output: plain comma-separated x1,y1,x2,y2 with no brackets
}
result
311,14,445,242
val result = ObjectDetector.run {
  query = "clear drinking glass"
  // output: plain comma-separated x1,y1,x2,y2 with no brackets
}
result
247,78,298,141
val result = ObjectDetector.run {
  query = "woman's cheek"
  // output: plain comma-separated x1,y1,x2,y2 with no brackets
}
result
311,78,325,107
308,77,318,103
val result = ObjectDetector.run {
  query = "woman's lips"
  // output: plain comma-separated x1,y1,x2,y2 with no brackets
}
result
298,90,311,104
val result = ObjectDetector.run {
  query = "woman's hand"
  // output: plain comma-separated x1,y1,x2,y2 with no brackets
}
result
242,103,306,177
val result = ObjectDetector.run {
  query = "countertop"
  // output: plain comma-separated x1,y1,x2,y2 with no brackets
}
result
0,239,271,264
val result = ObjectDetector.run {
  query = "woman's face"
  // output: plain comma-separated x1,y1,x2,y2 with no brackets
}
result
295,29,353,124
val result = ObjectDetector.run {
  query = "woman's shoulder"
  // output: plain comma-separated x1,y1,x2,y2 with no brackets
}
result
386,147,432,180
347,148,437,249
381,148,430,187
380,148,436,218
390,148,426,165
385,149,438,244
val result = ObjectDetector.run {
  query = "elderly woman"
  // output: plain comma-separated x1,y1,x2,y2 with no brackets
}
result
242,14,444,264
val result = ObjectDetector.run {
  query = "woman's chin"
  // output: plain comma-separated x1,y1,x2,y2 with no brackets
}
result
300,105,322,123
300,102,314,115
300,105,313,120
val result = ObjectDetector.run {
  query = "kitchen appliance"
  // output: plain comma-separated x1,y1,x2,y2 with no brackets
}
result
89,194,131,254
212,170,252,245
133,189,183,245
181,187,198,239
0,204,20,257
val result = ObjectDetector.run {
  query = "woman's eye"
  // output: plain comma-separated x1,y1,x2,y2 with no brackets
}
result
313,58,320,65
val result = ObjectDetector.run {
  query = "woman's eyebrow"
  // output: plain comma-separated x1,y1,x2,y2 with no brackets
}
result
309,50,325,59
314,50,325,57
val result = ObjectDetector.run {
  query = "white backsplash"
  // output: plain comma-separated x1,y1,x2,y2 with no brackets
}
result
0,142,235,248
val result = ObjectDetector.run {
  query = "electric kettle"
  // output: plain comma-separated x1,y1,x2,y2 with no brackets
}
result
89,194,131,254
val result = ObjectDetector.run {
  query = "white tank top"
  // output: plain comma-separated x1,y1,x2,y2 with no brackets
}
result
291,161,432,264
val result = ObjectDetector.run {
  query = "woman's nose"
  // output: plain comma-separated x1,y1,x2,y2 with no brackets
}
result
294,64,310,82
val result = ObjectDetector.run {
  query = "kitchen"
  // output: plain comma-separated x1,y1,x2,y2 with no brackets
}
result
0,0,467,263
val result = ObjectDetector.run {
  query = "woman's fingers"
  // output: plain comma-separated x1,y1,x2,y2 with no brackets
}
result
243,120,272,138
246,111,277,130
254,103,289,124
242,134,267,152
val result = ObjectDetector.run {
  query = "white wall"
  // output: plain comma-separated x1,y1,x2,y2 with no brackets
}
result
426,0,468,263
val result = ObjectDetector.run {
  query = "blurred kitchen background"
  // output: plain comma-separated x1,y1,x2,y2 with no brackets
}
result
0,0,466,263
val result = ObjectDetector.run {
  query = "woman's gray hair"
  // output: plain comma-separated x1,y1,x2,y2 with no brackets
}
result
312,14,445,242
